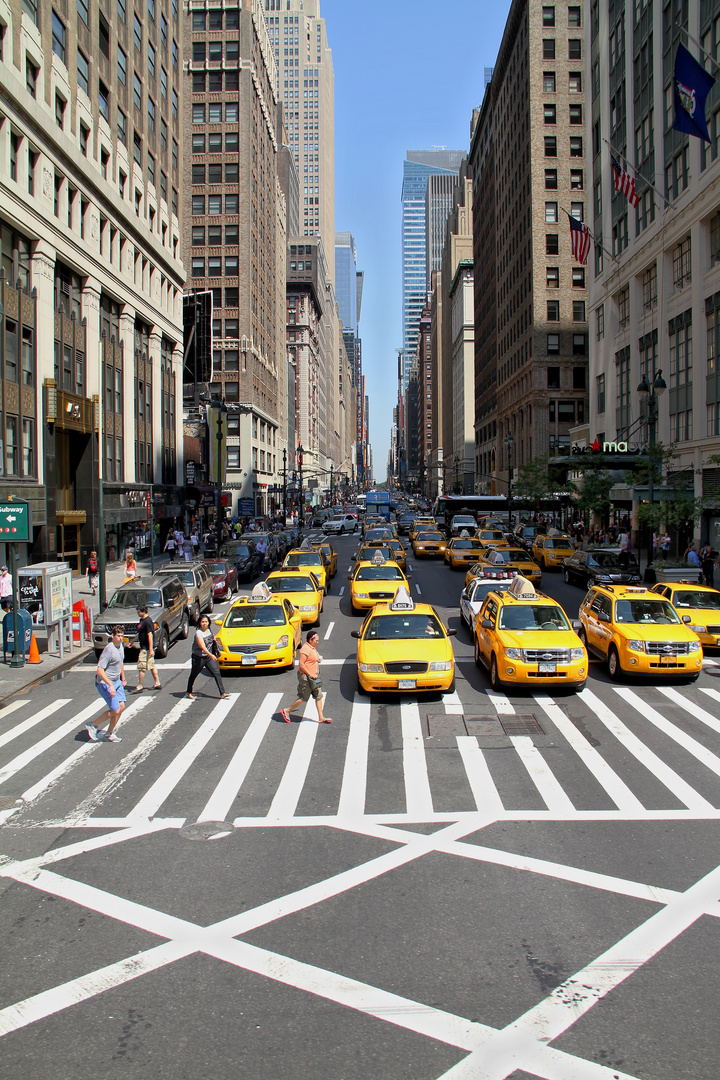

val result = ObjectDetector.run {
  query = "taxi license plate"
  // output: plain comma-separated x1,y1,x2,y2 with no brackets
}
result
241,655,258,666
123,637,130,645
538,663,556,674
398,679,416,689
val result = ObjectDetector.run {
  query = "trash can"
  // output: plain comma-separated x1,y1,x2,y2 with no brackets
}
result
3,609,33,662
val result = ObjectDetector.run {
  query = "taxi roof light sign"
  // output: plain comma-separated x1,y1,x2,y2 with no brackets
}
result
389,586,415,611
372,551,385,565
508,575,537,599
250,582,272,602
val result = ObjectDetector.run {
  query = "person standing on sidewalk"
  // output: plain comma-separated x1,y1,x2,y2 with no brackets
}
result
0,565,13,612
279,629,333,724
133,605,162,693
256,536,267,576
86,551,99,596
87,626,127,743
186,614,230,700
164,532,176,562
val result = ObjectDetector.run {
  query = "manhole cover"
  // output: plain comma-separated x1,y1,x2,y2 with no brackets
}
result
0,797,23,811
500,714,545,737
179,820,235,841
426,714,468,737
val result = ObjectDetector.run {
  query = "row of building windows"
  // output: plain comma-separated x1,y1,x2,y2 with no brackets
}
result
191,257,240,277
191,164,239,184
192,103,239,123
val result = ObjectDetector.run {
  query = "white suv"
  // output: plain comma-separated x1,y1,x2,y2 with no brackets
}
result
450,514,477,537
323,514,358,535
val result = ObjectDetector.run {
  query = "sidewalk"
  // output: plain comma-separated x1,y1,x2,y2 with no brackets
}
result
0,548,177,707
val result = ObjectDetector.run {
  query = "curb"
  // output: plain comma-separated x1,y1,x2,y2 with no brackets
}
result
0,646,95,708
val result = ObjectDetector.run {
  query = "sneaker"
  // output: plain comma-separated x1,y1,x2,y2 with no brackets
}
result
86,722,99,741
103,732,122,743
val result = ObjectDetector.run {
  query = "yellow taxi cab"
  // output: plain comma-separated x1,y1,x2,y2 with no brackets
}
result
444,532,487,569
358,538,407,571
409,517,436,541
474,575,587,692
650,581,720,649
282,546,328,593
412,529,446,558
310,539,337,578
264,566,324,626
578,584,703,681
348,552,410,614
475,528,511,549
364,525,399,544
362,515,385,536
532,532,575,570
473,546,542,585
351,585,456,694
213,582,302,671
478,517,506,531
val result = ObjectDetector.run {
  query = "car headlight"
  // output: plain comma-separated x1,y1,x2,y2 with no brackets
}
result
627,639,646,651
355,592,369,599
276,635,289,649
570,648,585,660
504,648,523,660
688,640,702,652
598,575,612,582
428,660,452,671
359,662,383,673
299,604,315,612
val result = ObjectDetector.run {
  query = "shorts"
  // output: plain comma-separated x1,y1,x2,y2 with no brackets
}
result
297,673,321,702
96,679,126,711
137,648,156,673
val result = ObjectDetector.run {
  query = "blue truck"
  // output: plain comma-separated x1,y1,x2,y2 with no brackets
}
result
365,491,392,520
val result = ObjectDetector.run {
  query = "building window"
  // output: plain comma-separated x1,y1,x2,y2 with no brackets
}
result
208,164,222,184
570,136,583,158
117,107,127,146
77,51,89,94
597,304,604,339
573,300,586,322
191,257,205,278
160,119,167,152
52,12,66,63
569,104,583,124
543,39,555,59
597,373,605,413
134,13,142,50
570,202,584,221
569,39,582,59
572,267,585,287
148,42,156,79
547,333,560,353
546,267,559,288
570,169,583,189
118,44,127,84
225,225,239,244
225,132,239,153
192,134,205,153
568,5,581,25
99,82,110,122
547,301,560,321
225,103,239,122
546,233,559,254
5,416,17,476
673,237,691,288
547,367,560,388
192,103,205,125
192,164,205,184
208,256,222,275
544,104,556,124
545,169,558,189
148,96,155,133
172,89,178,121
192,194,205,215
225,194,239,213
643,264,657,308
542,6,555,26
569,71,582,93
573,333,587,354
545,202,558,223
543,71,556,93
544,136,557,156
225,163,239,183
134,73,142,110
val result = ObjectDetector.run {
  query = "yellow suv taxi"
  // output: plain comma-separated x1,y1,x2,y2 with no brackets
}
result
650,582,720,649
532,532,575,571
309,540,337,578
264,566,324,626
282,547,328,593
348,552,410,613
214,582,302,671
351,586,456,694
475,528,510,549
472,546,542,585
474,576,587,692
444,533,487,569
579,584,702,681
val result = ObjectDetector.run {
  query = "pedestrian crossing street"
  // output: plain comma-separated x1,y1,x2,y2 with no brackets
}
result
2,669,720,830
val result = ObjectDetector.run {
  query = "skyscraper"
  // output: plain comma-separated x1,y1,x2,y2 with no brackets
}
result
401,150,464,390
336,231,365,482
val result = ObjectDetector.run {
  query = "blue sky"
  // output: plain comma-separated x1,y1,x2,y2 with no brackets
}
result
321,0,513,482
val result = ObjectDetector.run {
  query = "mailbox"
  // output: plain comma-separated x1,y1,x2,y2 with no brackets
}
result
3,609,33,662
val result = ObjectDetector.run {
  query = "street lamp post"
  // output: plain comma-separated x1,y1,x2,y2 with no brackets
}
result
330,464,333,507
282,447,287,523
504,433,514,531
212,398,229,531
297,444,304,536
637,368,667,570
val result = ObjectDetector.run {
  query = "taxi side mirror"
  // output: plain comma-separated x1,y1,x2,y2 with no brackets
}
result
682,614,691,623
446,627,457,636
572,620,582,633
347,574,352,580
598,611,611,622
214,618,223,626
482,619,493,629
351,554,356,560
350,630,360,638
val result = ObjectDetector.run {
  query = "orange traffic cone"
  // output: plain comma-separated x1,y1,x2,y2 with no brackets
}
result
28,633,42,664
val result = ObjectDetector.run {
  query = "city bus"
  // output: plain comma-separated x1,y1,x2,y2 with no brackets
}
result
365,491,392,520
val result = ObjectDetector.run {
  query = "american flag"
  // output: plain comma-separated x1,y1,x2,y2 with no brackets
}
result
569,216,591,265
611,155,640,207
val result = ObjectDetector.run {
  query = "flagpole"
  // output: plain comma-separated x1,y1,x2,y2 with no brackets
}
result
675,23,720,74
603,138,676,210
561,207,617,265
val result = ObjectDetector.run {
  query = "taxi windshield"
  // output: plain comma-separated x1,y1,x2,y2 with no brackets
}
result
365,530,393,541
364,613,445,640
356,566,405,581
673,590,720,609
488,549,525,563
285,553,322,566
545,538,572,549
498,605,570,631
480,531,505,540
358,547,392,561
417,531,442,541
268,576,317,593
224,605,287,628
453,540,475,549
614,599,680,624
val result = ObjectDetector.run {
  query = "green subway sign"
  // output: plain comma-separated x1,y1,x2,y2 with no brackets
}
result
0,500,30,542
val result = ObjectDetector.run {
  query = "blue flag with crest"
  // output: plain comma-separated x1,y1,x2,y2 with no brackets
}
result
673,42,715,142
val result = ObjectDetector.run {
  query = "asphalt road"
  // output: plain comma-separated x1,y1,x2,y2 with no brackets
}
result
0,531,719,1080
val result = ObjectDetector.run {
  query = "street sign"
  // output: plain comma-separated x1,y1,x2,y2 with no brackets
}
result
186,461,196,484
0,498,30,542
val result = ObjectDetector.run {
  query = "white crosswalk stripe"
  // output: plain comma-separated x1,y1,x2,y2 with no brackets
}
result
1,677,720,827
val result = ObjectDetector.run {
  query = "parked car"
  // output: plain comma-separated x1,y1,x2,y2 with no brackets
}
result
92,575,190,658
219,539,261,582
155,561,214,624
562,548,642,590
202,558,239,601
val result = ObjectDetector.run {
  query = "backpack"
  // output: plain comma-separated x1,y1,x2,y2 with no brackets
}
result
87,557,98,573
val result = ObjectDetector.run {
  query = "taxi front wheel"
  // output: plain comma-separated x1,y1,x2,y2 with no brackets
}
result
474,636,483,668
564,568,571,584
577,626,588,649
608,645,623,680
490,653,503,690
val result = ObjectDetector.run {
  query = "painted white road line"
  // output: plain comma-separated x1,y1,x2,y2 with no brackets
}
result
0,818,176,879
534,695,644,812
338,586,345,596
510,735,576,813
74,662,192,672
414,583,422,595
267,697,323,820
337,694,371,818
700,686,720,710
436,860,720,1079
127,695,236,820
0,699,104,789
618,688,720,787
401,701,433,817
0,700,70,751
485,688,515,715
197,692,282,822
443,690,463,715
456,736,504,816
658,686,720,735
323,621,335,640
580,688,714,812
0,701,26,722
